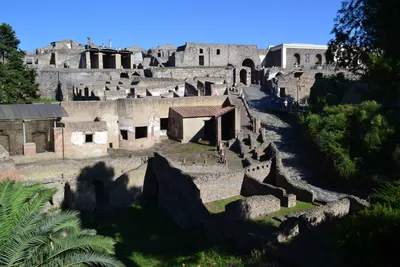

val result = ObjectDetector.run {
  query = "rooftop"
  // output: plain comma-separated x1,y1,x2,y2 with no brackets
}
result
0,104,68,120
170,105,235,118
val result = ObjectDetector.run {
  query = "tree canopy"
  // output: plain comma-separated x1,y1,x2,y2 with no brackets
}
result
0,23,39,104
0,179,124,267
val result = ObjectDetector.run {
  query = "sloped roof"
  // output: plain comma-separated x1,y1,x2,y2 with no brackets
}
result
0,104,68,120
170,105,235,118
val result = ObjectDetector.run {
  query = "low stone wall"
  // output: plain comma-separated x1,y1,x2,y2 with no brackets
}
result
0,160,21,181
244,161,272,181
18,157,147,210
193,170,245,203
276,197,369,242
226,195,281,220
241,175,296,208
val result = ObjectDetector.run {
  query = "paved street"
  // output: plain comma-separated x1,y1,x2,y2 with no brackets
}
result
243,86,347,202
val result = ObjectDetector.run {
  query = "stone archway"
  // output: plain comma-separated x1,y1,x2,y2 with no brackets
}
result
242,58,256,84
240,69,247,85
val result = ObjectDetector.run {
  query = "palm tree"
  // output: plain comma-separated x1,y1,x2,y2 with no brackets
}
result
0,179,124,267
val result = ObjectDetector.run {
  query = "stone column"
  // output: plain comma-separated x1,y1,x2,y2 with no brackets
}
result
54,51,59,68
98,52,103,69
85,51,91,69
130,54,135,69
234,108,240,134
216,117,222,145
115,54,122,69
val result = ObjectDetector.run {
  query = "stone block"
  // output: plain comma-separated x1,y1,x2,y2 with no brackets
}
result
226,195,281,220
0,145,9,161
282,194,296,208
23,143,36,156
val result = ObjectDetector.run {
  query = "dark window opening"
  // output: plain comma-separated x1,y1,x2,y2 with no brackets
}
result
85,134,93,143
135,126,147,139
50,53,56,65
216,49,220,55
280,88,286,97
160,118,168,130
199,49,203,54
199,55,204,66
158,52,161,57
120,130,128,140
294,54,300,65
120,72,129,78
109,143,113,148
316,54,322,65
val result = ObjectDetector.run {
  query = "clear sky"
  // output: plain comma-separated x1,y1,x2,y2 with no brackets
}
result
2,0,342,52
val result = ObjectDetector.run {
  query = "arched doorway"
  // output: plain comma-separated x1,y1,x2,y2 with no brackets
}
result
294,54,300,66
316,54,322,65
240,69,247,85
242,58,255,84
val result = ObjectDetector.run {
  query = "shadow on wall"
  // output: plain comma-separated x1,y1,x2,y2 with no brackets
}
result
61,161,142,211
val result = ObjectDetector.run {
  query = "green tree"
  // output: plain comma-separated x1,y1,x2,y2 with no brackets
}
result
327,0,400,103
0,23,39,104
337,181,400,267
0,179,124,267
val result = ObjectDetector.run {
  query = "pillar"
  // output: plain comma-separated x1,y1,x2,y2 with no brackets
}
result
115,54,122,69
234,108,240,134
130,54,135,69
22,120,26,144
98,52,103,69
85,51,91,69
54,52,59,68
216,117,222,146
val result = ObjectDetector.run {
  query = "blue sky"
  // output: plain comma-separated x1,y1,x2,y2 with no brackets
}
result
2,0,342,52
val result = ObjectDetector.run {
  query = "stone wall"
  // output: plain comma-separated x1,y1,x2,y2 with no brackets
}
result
61,101,119,148
36,69,146,99
54,122,108,159
150,153,212,229
192,170,245,203
152,66,234,85
173,43,260,69
275,69,348,103
225,195,281,220
0,120,55,155
19,156,147,210
276,197,369,242
241,175,296,208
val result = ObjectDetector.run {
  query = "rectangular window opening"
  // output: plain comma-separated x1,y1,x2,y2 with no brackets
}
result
160,118,169,130
135,126,148,139
85,134,93,143
120,130,128,140
199,55,204,66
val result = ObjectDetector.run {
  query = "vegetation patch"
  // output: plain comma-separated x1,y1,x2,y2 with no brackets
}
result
80,201,245,267
252,201,317,227
205,195,244,214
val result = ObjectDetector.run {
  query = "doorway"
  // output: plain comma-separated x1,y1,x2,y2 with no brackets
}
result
240,69,247,85
32,132,47,153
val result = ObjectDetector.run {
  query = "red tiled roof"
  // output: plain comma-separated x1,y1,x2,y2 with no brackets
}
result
170,105,235,118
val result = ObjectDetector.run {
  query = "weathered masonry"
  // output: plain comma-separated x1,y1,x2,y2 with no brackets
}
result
0,104,68,156
263,43,329,69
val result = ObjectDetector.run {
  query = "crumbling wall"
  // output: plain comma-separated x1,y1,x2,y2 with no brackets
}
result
151,153,212,229
275,197,369,243
152,67,234,85
192,170,245,203
20,157,147,210
225,195,281,220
